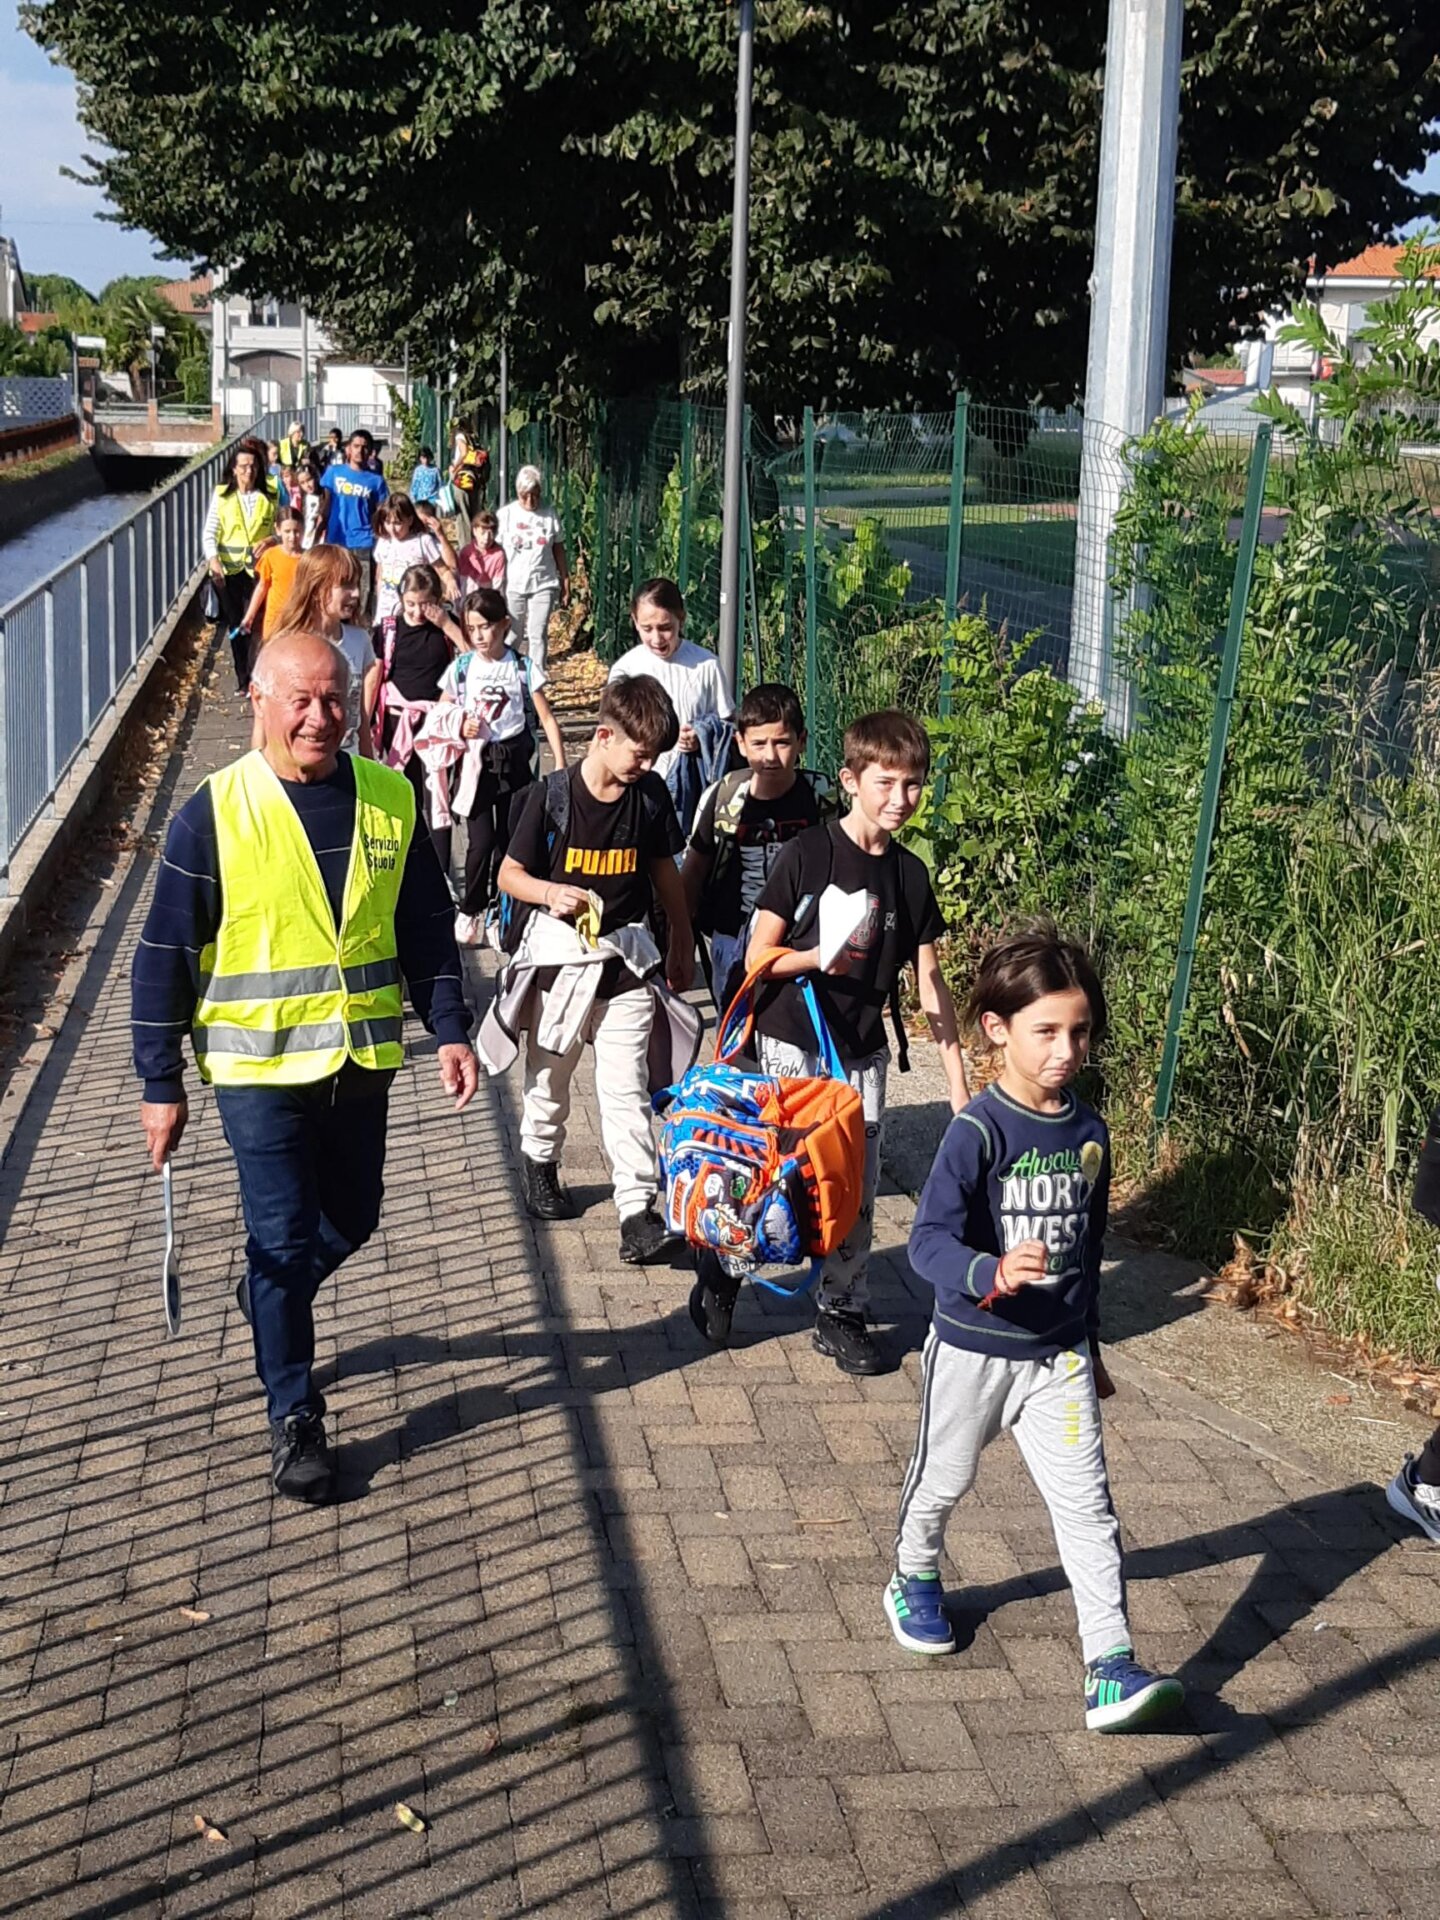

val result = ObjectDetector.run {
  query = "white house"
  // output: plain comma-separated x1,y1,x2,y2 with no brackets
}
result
1181,244,1440,423
210,267,403,434
1,232,28,329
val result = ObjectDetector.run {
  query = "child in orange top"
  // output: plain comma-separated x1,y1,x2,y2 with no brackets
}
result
242,509,304,643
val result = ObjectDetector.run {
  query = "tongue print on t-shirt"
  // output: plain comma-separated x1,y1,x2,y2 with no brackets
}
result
998,1141,1104,1286
470,676,511,728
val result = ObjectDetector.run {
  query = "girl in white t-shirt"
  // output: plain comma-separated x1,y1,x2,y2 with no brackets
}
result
607,576,734,796
440,586,567,941
496,465,571,677
373,493,458,626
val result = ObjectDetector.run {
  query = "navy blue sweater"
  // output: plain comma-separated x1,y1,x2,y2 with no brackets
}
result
908,1084,1110,1360
132,755,472,1102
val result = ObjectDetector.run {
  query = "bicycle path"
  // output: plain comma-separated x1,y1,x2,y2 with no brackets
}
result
1,637,1438,1919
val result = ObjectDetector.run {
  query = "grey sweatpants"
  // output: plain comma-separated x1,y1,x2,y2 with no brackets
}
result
895,1333,1130,1663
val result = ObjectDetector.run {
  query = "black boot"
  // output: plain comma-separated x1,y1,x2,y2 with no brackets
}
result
689,1249,742,1345
521,1155,573,1220
618,1205,674,1265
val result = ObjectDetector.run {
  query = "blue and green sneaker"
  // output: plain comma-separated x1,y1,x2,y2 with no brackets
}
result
882,1570,956,1655
1083,1647,1184,1732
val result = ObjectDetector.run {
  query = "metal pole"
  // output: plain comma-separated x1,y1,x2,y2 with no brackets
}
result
716,0,756,701
300,307,310,414
219,274,230,435
803,405,818,744
1070,0,1184,732
498,334,510,504
677,400,695,594
402,340,411,409
939,392,969,721
1151,422,1272,1137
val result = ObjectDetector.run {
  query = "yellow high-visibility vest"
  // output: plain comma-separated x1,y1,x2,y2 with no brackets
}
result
214,485,278,575
193,751,415,1086
279,434,309,468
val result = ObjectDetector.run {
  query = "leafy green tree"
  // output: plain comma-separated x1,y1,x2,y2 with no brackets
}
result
21,0,1440,410
24,272,93,312
0,322,71,376
100,284,202,396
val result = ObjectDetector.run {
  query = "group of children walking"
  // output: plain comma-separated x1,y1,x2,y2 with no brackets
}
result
463,568,1186,1735
238,467,1440,1735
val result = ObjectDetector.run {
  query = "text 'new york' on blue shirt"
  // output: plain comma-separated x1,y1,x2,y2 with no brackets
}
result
908,1083,1110,1361
324,463,388,550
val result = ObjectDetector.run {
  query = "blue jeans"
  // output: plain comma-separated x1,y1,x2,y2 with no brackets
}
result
215,1062,392,1423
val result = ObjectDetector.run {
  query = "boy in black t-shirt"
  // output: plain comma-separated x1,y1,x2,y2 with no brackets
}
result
690,709,970,1374
498,676,692,1263
682,682,824,1012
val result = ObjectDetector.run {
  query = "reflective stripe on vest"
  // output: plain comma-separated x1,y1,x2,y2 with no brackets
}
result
193,752,415,1087
214,486,278,575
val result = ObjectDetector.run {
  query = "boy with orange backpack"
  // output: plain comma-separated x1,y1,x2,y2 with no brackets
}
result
689,708,970,1374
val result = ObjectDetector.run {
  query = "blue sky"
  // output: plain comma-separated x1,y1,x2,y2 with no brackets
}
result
2,4,1438,295
1,0,186,289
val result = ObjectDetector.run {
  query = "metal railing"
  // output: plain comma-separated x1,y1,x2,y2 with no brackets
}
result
0,410,286,894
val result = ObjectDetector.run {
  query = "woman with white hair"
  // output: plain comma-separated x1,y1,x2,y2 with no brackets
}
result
496,464,570,676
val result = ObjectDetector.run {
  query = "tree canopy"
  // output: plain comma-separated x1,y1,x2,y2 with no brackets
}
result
21,0,1440,413
23,272,93,313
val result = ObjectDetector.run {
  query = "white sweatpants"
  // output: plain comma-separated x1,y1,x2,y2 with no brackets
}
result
520,987,658,1220
895,1334,1130,1663
754,1037,886,1315
507,584,558,677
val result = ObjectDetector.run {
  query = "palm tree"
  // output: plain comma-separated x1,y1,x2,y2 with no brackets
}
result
101,287,202,400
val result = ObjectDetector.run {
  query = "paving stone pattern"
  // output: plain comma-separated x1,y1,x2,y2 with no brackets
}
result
2,645,1439,1918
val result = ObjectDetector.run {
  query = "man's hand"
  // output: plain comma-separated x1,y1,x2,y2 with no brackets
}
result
666,934,694,995
140,1098,188,1173
993,1239,1048,1295
438,1043,479,1112
208,559,224,583
676,724,699,755
1093,1354,1117,1400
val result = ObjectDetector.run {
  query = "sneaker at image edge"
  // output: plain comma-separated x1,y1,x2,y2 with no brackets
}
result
813,1306,881,1375
619,1205,674,1265
882,1571,956,1655
270,1413,334,1505
1387,1455,1440,1543
1083,1648,1184,1733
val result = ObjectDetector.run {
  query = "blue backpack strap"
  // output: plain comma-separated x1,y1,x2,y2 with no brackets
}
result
797,978,847,1082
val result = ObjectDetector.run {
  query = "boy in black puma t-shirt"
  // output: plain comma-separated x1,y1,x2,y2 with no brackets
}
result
689,709,970,1376
498,675,692,1264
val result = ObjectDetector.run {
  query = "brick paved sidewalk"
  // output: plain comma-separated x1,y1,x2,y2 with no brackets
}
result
2,641,1439,1919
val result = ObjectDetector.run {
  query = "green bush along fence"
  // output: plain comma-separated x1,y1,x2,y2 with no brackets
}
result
411,238,1440,1361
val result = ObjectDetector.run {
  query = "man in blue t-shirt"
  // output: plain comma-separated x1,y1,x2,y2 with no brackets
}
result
324,431,389,613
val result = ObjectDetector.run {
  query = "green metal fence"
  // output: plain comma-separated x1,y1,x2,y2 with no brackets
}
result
458,380,1440,1278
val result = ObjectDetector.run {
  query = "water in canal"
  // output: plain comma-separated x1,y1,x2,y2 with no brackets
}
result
0,482,166,610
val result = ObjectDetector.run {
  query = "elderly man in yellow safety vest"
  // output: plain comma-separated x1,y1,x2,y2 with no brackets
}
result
132,631,478,1503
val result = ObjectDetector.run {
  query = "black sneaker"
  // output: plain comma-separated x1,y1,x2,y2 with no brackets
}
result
521,1155,573,1221
236,1275,252,1326
619,1205,673,1265
813,1307,882,1376
270,1413,334,1504
689,1250,742,1345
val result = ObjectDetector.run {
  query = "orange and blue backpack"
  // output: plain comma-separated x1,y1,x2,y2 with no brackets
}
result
653,949,866,1291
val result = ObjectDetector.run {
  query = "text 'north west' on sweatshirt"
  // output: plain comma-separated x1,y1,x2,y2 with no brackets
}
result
908,1083,1110,1360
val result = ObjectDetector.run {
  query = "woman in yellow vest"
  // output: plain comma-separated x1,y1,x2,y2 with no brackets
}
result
132,631,479,1503
203,435,279,696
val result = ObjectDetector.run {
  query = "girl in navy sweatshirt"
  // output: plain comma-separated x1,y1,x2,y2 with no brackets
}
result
886,925,1184,1734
